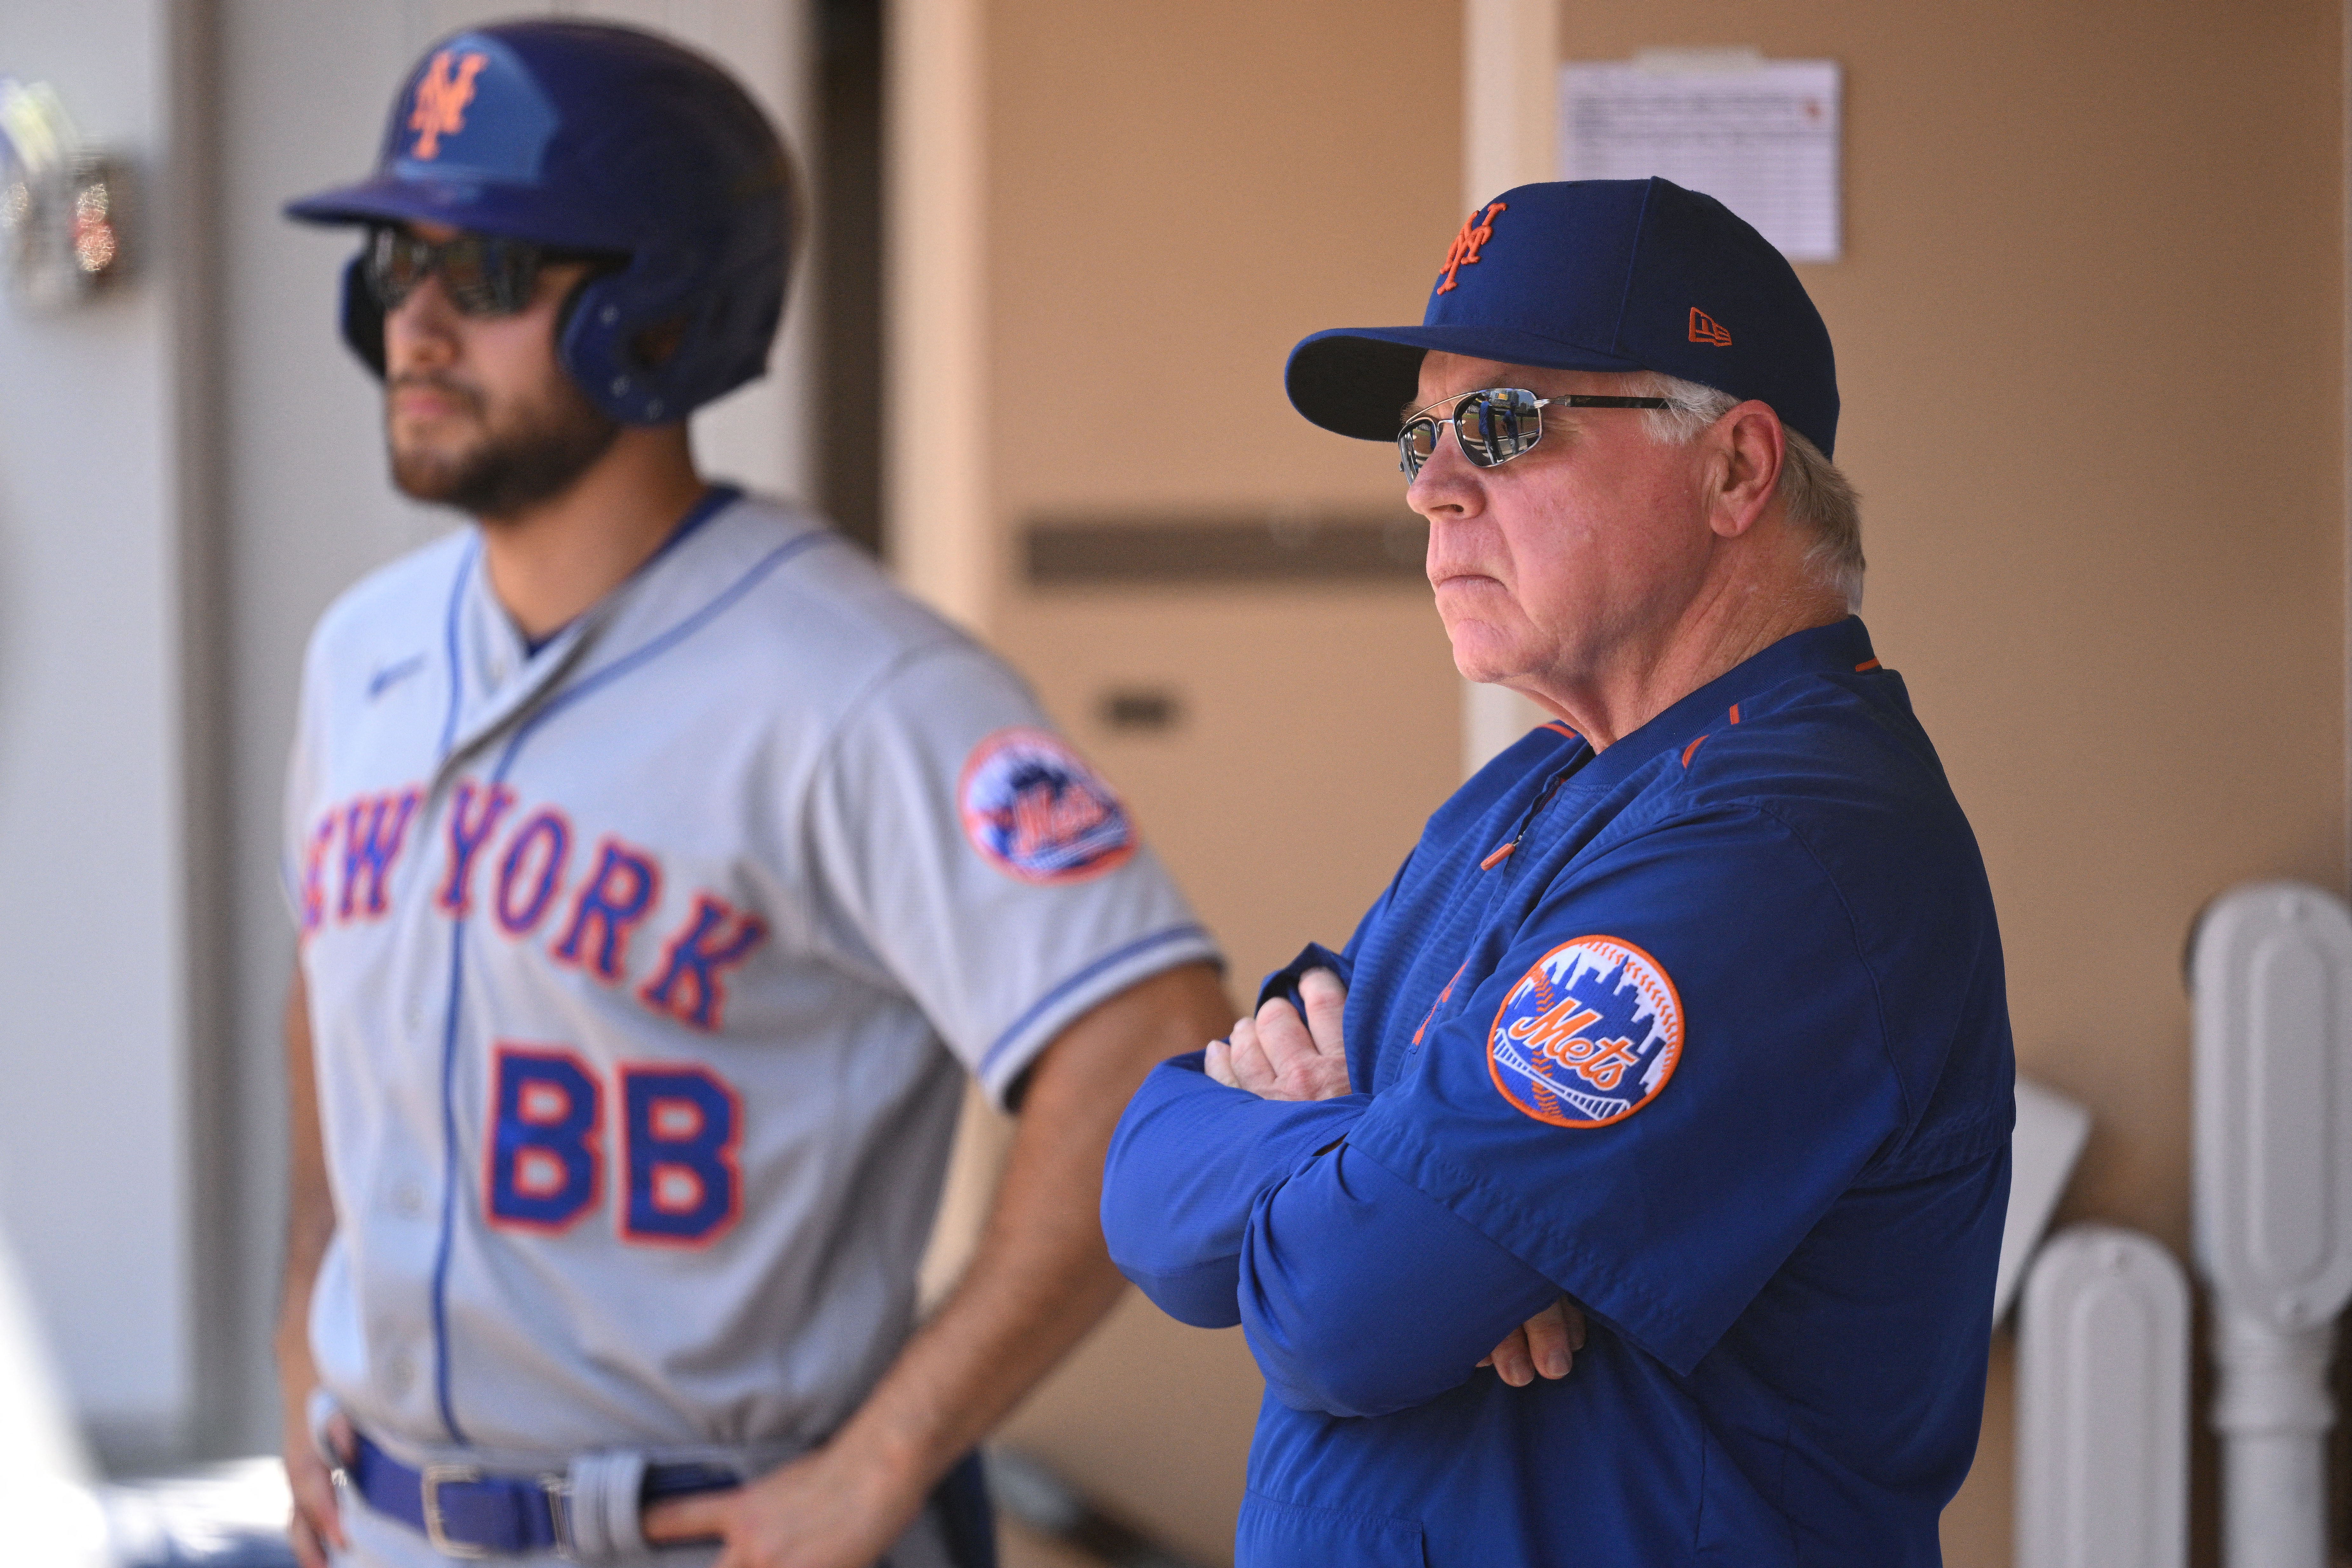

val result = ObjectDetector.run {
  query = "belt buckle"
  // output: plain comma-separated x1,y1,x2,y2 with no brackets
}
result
420,1462,489,1559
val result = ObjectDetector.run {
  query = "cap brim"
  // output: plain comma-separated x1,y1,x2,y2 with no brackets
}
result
287,174,483,227
1285,325,1646,440
283,174,619,250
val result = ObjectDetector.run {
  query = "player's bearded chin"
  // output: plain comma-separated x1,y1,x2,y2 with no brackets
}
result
386,370,621,522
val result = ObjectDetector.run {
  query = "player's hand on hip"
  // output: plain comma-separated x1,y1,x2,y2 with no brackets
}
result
282,1403,352,1568
1204,967,1350,1101
1478,1296,1588,1387
642,1441,918,1568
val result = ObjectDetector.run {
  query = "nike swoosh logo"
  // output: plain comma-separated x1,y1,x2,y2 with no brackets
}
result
368,655,427,699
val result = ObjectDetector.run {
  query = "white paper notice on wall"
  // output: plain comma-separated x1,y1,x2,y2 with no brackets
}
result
1560,53,1842,263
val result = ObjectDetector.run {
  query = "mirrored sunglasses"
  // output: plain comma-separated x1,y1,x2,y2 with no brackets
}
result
1397,387,1676,479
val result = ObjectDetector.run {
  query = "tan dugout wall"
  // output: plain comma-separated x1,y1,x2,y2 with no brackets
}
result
897,2,2350,1564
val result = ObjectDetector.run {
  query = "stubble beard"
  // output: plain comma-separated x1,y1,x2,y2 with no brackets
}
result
387,368,622,522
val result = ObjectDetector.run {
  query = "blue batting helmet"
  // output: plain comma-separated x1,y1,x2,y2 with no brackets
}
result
284,20,794,425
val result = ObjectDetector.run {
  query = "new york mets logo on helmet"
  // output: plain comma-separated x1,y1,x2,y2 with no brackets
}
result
959,729,1136,884
1487,936,1683,1128
409,49,488,159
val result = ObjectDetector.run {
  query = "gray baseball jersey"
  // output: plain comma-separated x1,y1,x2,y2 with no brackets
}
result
286,490,1216,1554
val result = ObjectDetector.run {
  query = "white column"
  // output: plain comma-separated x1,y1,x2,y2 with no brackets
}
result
2015,1224,2188,1568
2190,881,2352,1568
1457,0,1558,775
886,0,992,632
886,0,1009,1301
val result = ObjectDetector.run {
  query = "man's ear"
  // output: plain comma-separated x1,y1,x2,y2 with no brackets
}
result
1710,402,1787,539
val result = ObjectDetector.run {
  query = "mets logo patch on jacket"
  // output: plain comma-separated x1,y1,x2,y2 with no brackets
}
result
1487,936,1683,1127
959,728,1136,884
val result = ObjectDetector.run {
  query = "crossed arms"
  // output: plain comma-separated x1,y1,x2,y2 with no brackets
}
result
1108,968,1584,1417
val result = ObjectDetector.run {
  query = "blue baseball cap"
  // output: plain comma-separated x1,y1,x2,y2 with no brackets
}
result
1285,178,1840,458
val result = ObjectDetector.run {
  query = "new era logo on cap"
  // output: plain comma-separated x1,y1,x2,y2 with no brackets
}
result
1688,308,1732,347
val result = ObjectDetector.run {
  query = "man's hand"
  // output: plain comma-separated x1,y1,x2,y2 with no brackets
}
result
1204,968,1351,1101
282,1397,351,1568
642,1439,909,1568
1478,1296,1587,1386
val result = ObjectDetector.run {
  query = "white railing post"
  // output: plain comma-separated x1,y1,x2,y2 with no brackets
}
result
2211,1312,2336,1568
2190,880,2352,1568
2015,1224,2189,1568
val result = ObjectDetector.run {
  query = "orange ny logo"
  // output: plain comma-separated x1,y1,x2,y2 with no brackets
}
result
409,50,489,160
1437,201,1507,294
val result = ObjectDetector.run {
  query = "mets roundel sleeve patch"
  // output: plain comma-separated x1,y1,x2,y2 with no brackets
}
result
1487,936,1684,1127
958,727,1137,885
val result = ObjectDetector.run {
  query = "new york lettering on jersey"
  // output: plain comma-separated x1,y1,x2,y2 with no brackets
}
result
307,780,766,1034
308,777,760,1247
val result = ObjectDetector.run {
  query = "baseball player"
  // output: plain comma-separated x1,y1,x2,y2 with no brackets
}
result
272,22,1228,1568
1102,179,2015,1565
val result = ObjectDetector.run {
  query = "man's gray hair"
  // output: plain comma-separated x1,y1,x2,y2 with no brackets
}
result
1629,372,1864,610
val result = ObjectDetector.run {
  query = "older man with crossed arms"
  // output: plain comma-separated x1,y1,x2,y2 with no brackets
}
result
1102,178,2014,1566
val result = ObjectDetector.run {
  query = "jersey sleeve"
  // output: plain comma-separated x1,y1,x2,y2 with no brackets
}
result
804,641,1221,1107
1102,1051,1371,1327
1343,802,1910,1376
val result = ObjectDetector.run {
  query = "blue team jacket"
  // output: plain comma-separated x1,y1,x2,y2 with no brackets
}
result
1103,618,2014,1567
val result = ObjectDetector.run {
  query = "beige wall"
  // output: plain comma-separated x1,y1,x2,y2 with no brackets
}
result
902,2,2350,1564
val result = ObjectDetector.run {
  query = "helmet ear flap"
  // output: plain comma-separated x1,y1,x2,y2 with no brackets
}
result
556,271,636,421
340,252,388,379
556,268,703,425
